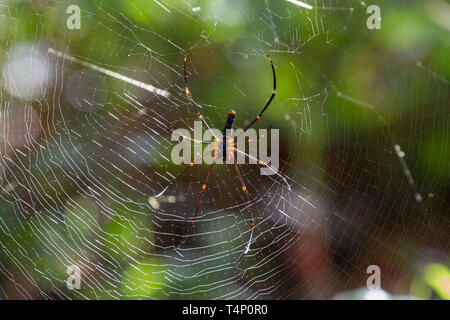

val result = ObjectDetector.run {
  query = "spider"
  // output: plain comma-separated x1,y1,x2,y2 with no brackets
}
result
156,55,291,254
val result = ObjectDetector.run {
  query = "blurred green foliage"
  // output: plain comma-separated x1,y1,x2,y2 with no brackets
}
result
0,0,448,299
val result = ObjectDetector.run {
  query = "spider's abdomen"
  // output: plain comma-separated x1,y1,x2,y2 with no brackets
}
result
223,110,236,132
222,110,236,161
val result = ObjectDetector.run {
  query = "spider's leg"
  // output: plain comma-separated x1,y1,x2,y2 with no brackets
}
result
237,55,276,136
192,149,217,223
172,130,214,145
155,144,213,197
184,56,220,141
176,147,218,250
155,162,195,198
230,152,255,254
231,146,291,191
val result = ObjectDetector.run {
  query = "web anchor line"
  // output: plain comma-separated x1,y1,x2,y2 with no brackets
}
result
394,144,423,203
48,48,171,98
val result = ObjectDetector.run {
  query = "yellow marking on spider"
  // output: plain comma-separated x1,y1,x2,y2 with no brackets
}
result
202,184,206,190
184,56,187,62
257,161,263,166
242,186,247,192
268,55,272,62
185,88,190,95
273,89,277,94
189,162,194,167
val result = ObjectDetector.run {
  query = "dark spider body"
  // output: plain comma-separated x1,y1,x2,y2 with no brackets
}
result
222,110,236,161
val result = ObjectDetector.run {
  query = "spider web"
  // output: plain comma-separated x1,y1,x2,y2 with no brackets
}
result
0,0,449,299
